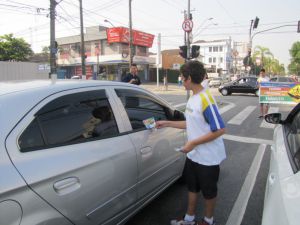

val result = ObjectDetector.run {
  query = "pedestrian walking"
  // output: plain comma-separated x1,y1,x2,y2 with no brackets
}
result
121,63,141,85
178,75,183,87
156,61,226,225
257,68,270,118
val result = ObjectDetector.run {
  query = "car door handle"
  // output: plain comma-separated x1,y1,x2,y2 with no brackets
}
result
53,177,81,195
140,147,152,155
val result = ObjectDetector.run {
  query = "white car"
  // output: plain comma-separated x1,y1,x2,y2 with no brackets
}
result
262,103,300,225
0,80,186,225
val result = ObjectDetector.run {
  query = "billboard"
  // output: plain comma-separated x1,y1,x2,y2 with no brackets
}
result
106,27,154,48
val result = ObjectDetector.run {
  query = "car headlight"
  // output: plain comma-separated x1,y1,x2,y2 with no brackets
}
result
219,85,224,89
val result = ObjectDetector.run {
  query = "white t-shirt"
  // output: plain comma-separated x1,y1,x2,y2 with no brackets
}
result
185,89,226,166
201,79,209,90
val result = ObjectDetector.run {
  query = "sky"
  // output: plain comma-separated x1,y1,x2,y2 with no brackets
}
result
0,0,299,68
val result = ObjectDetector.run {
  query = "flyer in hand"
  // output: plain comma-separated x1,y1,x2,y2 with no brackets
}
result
142,117,156,129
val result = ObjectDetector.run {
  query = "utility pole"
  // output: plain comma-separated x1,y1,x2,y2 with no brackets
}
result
50,0,57,77
79,0,86,77
129,0,133,67
186,0,191,99
156,33,161,87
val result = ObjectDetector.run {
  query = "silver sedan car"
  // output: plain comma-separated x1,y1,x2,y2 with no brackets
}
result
0,80,186,225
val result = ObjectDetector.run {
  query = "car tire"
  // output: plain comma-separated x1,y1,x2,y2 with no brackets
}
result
221,88,229,96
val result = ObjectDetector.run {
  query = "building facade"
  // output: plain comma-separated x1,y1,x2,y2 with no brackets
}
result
192,38,232,77
56,26,155,81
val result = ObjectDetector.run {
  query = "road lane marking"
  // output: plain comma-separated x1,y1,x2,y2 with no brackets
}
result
225,144,267,225
227,106,256,125
260,107,279,129
219,101,235,115
223,134,273,145
174,103,186,108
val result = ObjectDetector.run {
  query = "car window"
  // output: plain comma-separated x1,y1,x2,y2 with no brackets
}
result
18,90,119,152
287,111,300,170
115,89,171,131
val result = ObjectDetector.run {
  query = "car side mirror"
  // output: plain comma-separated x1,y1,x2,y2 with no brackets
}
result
173,110,185,121
265,113,282,124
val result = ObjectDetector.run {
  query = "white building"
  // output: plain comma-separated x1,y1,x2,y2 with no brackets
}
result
192,38,232,77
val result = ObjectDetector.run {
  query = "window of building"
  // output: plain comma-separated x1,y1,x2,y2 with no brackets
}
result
209,47,212,52
115,89,171,131
213,57,216,63
18,90,119,152
209,57,212,63
219,57,223,63
213,46,218,52
219,46,223,52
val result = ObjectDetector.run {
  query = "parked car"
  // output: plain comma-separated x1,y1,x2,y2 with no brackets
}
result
262,103,300,225
0,80,186,225
270,76,297,83
218,76,258,96
209,77,224,87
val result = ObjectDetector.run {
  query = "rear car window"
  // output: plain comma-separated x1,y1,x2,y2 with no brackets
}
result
19,90,119,152
115,89,171,131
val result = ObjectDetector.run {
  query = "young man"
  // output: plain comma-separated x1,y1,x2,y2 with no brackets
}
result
121,63,141,85
257,68,270,118
156,61,226,225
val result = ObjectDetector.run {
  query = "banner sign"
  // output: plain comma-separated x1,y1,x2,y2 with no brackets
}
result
259,82,300,105
106,27,154,48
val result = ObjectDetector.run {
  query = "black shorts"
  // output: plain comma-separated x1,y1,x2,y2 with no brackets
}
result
184,158,220,199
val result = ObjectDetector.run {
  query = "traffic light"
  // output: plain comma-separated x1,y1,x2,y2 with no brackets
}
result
253,17,259,29
298,20,300,33
179,45,187,59
191,45,200,58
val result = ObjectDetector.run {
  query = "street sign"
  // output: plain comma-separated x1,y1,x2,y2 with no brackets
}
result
182,19,193,33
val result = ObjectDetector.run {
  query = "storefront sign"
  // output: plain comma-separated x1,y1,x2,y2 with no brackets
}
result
106,27,154,47
259,82,300,105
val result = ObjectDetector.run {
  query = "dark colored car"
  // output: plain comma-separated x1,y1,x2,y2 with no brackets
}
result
270,76,297,83
218,76,258,96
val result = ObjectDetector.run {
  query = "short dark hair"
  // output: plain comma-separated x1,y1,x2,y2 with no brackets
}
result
180,60,206,84
131,63,137,67
260,68,265,73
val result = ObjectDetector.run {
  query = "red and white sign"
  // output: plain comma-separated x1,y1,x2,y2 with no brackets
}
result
106,27,155,47
182,19,193,32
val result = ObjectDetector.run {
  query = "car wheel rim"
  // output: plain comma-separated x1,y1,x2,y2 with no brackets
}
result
221,89,228,95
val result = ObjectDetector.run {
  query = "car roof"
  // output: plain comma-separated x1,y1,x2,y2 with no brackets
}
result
0,79,135,96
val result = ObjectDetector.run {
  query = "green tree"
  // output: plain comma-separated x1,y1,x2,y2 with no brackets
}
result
288,41,300,75
253,45,273,68
0,34,33,61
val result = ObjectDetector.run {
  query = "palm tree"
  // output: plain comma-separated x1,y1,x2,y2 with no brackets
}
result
253,45,273,68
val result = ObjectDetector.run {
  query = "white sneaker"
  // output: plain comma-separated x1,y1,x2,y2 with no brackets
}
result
170,218,196,225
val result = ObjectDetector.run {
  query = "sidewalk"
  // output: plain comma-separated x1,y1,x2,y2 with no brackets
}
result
140,82,186,94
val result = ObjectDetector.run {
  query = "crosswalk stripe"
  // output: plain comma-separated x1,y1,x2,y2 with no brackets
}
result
228,106,257,125
260,107,279,128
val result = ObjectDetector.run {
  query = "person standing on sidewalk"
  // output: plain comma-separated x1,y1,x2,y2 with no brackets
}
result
156,61,226,225
121,63,141,85
257,68,270,118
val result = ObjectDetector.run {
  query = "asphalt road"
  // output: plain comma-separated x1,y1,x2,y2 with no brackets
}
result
124,85,293,225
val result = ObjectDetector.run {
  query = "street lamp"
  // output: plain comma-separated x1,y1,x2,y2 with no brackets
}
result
104,19,115,27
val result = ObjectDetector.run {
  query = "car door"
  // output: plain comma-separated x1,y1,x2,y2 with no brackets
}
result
6,88,138,225
113,88,186,201
230,78,246,93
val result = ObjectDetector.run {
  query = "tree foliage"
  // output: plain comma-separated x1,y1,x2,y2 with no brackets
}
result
251,45,285,75
0,34,33,61
288,41,300,75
